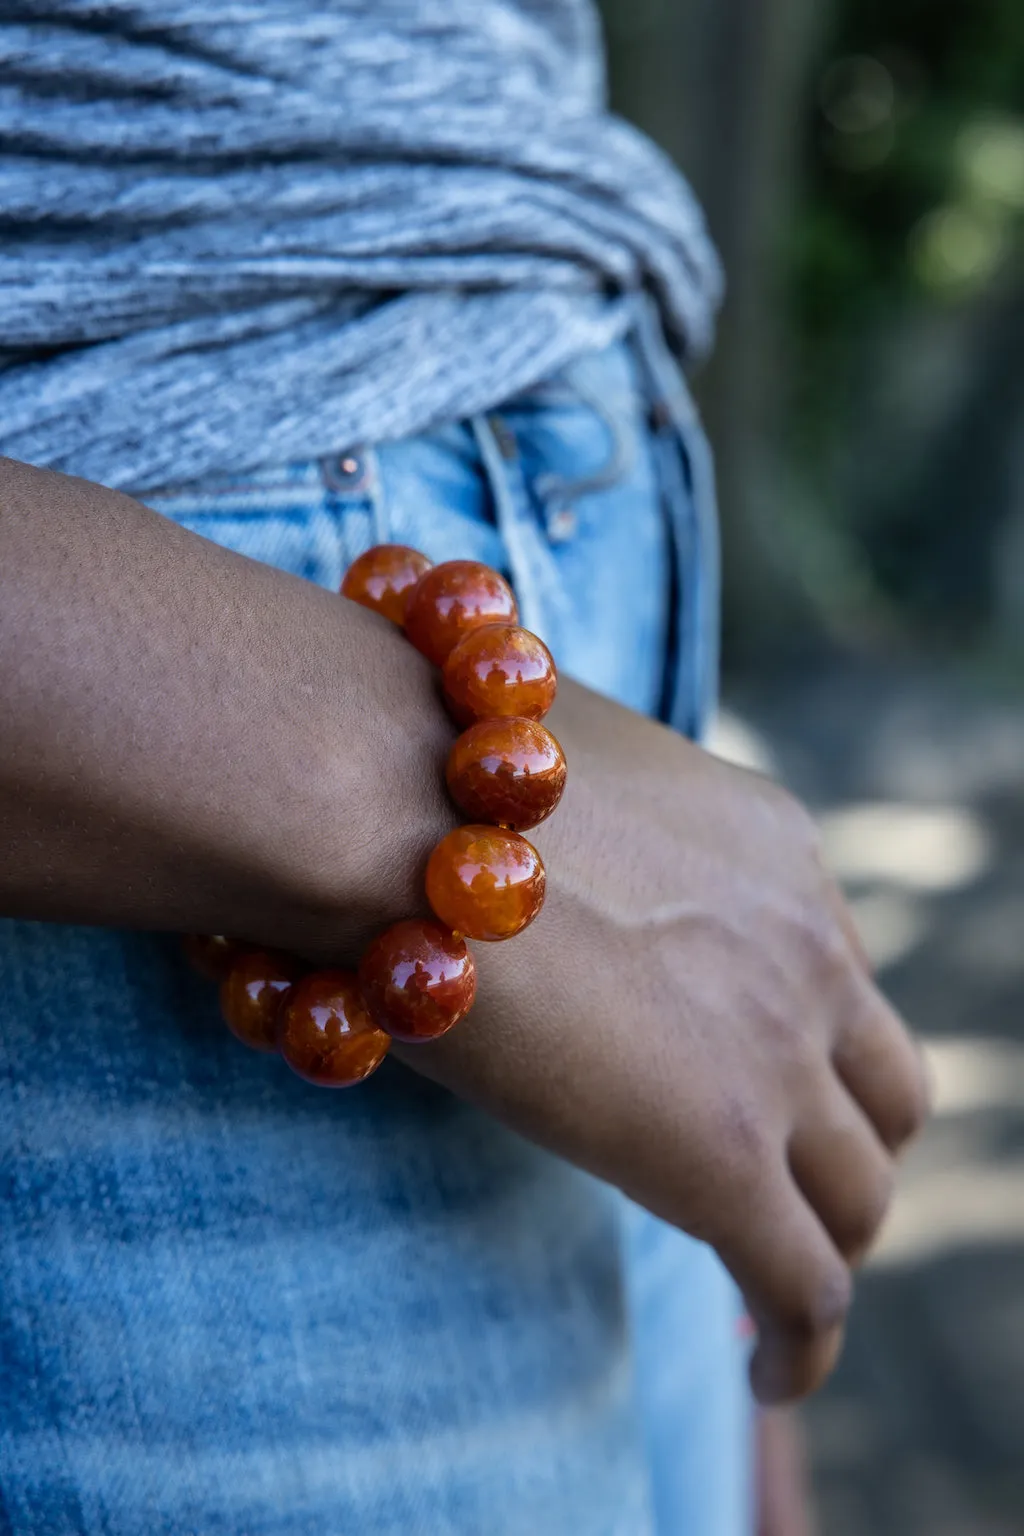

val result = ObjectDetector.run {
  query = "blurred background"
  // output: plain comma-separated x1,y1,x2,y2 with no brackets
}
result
598,0,1024,1531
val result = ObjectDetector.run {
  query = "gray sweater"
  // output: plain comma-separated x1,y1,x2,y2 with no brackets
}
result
0,0,721,490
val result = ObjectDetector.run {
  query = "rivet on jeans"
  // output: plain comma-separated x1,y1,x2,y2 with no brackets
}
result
547,505,577,543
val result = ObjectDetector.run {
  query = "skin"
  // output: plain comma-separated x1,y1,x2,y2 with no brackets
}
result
0,456,929,1405
757,1411,817,1536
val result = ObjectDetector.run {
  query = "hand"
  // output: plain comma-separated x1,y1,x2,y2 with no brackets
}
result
392,680,930,1404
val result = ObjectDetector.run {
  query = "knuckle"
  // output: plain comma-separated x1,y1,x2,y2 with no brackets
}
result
713,1089,772,1172
842,1169,894,1256
887,1073,930,1148
779,1261,852,1343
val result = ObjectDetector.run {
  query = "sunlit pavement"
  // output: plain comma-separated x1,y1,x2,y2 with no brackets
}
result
713,660,1024,1536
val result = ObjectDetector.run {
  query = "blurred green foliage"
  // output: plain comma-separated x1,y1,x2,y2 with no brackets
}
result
601,0,1024,654
785,0,1024,645
792,0,1024,448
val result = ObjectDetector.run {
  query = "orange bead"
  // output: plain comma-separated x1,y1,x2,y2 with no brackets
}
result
183,932,245,982
425,825,545,941
220,949,303,1054
442,623,557,726
446,717,566,830
358,919,476,1042
403,560,518,666
340,544,433,625
277,969,390,1087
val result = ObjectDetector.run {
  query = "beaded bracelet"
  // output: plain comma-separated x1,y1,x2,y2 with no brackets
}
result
184,545,566,1088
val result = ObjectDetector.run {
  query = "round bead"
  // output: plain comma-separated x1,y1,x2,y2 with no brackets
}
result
446,717,567,830
183,932,245,982
277,969,391,1087
220,949,302,1054
442,623,557,726
403,560,518,666
425,825,545,941
358,919,477,1042
341,544,433,625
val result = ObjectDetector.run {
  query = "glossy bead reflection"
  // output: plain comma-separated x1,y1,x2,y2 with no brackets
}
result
183,932,244,982
425,825,545,941
446,717,566,830
278,969,390,1087
403,560,518,666
442,623,557,726
358,919,477,1042
341,544,433,625
220,949,302,1053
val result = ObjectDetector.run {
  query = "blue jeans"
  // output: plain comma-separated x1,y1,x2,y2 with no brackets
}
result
0,336,750,1533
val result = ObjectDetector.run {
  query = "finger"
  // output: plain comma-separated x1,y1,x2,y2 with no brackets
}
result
833,974,931,1152
787,1083,894,1264
710,1163,852,1406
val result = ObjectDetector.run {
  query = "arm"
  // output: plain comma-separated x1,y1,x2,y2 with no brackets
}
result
0,456,928,1404
0,455,455,946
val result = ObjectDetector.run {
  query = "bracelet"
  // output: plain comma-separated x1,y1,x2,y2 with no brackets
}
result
184,545,566,1089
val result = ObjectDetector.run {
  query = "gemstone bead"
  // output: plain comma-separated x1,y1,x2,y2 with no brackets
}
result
220,949,303,1053
183,932,245,982
425,825,545,941
358,919,477,1042
446,717,566,830
341,544,433,625
403,560,518,666
442,623,557,726
277,969,391,1087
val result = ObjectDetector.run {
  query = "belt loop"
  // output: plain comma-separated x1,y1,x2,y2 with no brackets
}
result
631,293,721,742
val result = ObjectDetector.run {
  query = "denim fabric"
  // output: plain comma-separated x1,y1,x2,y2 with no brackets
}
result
0,338,750,1534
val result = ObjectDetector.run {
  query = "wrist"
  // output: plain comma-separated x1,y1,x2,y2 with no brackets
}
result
261,601,461,962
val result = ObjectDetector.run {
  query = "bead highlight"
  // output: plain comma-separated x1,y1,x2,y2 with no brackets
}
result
183,932,245,982
404,560,518,666
220,949,303,1054
442,623,557,726
425,824,546,941
341,544,433,625
446,717,566,830
359,919,477,1041
278,970,391,1087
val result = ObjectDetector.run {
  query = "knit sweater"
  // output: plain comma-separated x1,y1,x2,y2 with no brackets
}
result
0,1,720,490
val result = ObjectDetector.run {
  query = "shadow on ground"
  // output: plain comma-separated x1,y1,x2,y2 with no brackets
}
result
719,658,1024,1536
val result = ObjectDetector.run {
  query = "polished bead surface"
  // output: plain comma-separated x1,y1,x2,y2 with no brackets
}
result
446,717,566,830
358,919,476,1042
183,932,245,982
277,969,390,1087
403,560,518,666
340,544,432,625
442,623,557,726
220,949,302,1053
425,825,545,941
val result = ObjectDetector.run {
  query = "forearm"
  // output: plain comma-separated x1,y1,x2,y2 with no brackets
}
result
0,457,456,949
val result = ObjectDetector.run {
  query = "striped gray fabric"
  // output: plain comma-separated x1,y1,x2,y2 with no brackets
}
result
0,1,721,491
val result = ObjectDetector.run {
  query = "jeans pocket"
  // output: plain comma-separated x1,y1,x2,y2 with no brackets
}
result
501,369,638,548
492,346,673,718
140,460,373,589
